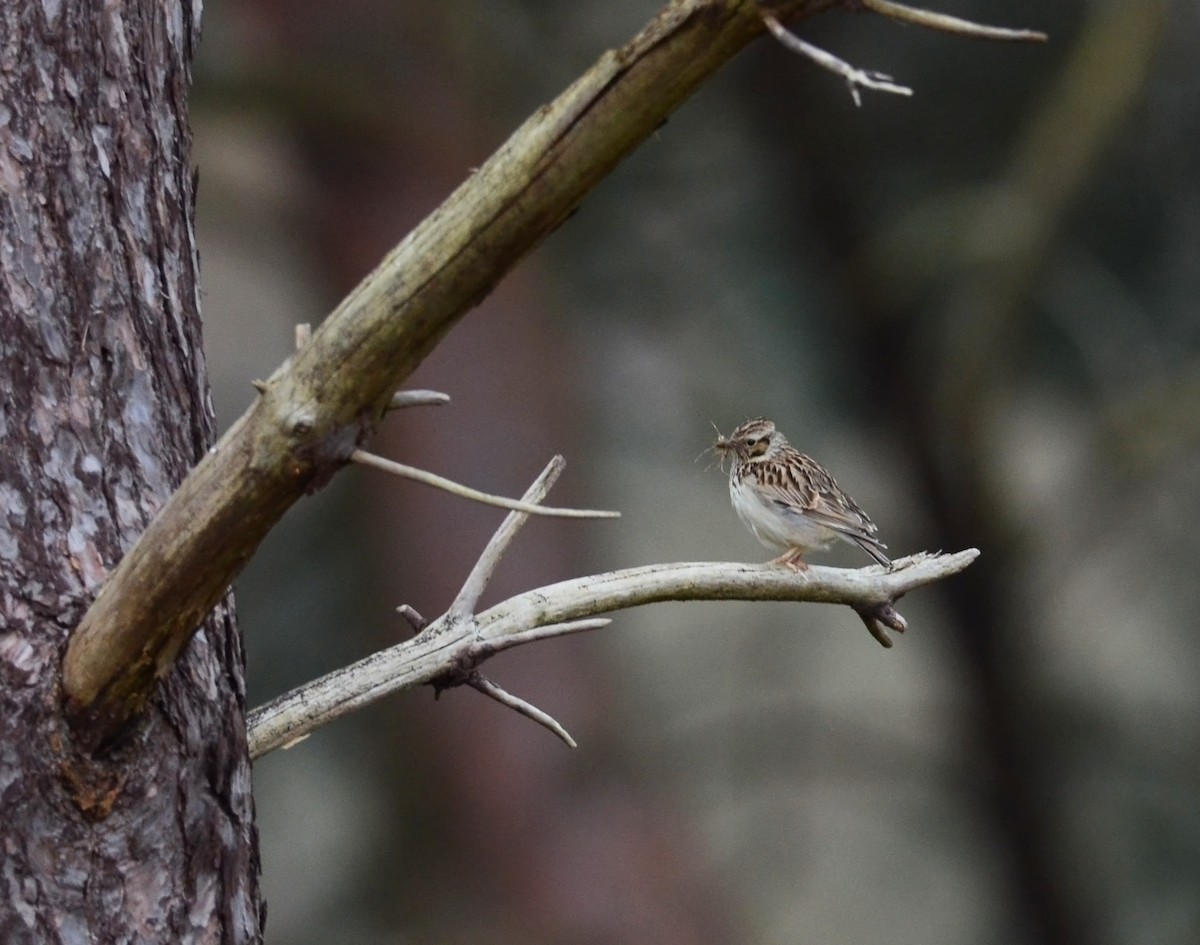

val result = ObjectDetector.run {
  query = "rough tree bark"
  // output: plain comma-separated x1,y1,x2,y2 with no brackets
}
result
0,2,262,942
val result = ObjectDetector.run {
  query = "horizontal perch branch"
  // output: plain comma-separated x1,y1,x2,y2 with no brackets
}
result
247,549,978,759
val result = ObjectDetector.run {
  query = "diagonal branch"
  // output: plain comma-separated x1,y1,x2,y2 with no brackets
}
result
62,0,842,751
762,11,913,105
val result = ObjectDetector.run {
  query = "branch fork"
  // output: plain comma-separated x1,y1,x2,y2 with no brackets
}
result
246,456,979,759
760,1,1046,106
395,457,591,747
422,457,590,747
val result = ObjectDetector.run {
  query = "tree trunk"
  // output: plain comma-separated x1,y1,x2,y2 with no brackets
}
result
0,2,262,942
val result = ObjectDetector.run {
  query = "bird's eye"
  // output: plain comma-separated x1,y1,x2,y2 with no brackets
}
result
743,434,772,456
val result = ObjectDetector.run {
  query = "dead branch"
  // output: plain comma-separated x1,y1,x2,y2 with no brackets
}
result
859,0,1048,43
246,458,979,759
351,449,618,519
762,11,913,105
760,1,1045,105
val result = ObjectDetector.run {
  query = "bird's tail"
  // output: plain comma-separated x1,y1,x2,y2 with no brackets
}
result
853,535,893,569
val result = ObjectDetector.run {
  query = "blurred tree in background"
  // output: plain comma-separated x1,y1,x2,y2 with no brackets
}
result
191,1,1197,943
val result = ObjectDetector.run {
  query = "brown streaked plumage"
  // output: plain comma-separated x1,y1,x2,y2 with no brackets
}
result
713,418,891,570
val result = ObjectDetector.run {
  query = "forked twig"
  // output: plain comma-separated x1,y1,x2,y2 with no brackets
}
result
433,457,579,745
761,11,912,106
760,2,1045,106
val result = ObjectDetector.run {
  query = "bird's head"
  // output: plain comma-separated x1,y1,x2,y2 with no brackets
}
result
713,417,784,465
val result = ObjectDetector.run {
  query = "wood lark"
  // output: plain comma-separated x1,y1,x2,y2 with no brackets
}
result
713,418,892,570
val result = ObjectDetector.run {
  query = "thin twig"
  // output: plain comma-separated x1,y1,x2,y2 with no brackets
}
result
761,11,913,106
389,389,451,409
246,550,980,759
466,673,577,748
449,457,564,623
351,449,620,519
859,0,1048,43
396,604,428,635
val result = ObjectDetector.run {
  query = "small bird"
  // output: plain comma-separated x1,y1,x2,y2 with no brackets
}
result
713,417,891,570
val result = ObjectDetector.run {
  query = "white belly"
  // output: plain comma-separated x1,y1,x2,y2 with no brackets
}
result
728,475,838,553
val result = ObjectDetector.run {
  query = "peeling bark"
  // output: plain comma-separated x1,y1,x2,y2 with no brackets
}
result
0,1,262,941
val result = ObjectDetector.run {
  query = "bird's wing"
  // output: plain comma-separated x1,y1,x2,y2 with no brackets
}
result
757,452,883,545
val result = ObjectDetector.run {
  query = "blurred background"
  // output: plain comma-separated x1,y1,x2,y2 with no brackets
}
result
190,1,1198,943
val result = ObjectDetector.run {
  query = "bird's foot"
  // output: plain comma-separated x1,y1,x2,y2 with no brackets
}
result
770,549,809,571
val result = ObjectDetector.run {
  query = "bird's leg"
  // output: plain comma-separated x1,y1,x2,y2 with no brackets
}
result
770,548,809,571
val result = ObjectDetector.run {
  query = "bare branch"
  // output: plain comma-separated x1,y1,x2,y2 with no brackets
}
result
351,449,619,520
471,552,974,644
761,11,913,106
246,549,979,759
859,0,1048,43
465,674,578,749
450,456,564,622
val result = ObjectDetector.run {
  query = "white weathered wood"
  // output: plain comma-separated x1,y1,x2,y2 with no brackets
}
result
248,548,979,759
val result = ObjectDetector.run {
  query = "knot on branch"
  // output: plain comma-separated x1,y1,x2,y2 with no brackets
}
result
430,643,483,698
853,600,909,648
